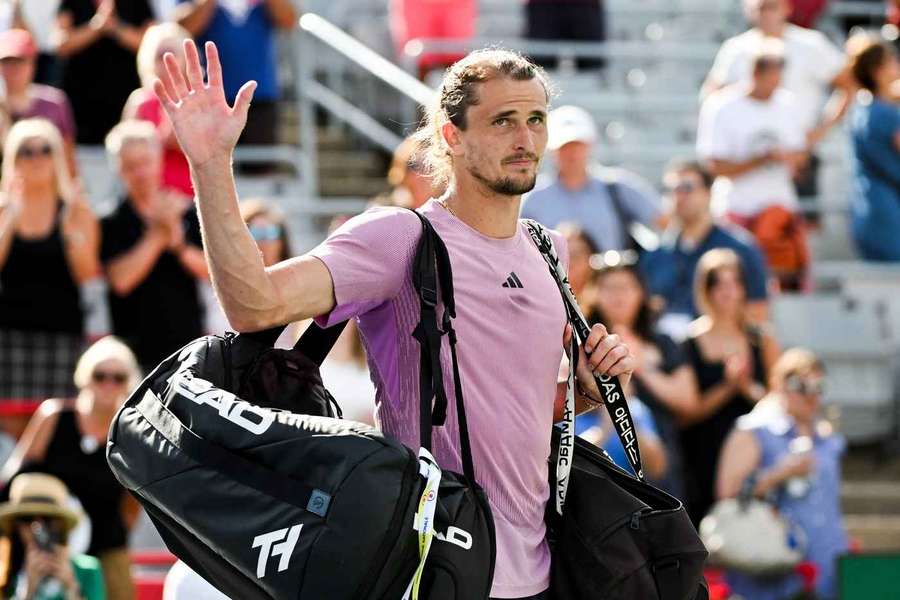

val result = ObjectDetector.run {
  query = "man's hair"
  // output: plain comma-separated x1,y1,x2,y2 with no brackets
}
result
666,159,714,190
411,48,552,189
105,119,161,162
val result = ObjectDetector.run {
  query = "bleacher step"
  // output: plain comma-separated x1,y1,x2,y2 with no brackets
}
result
844,515,900,552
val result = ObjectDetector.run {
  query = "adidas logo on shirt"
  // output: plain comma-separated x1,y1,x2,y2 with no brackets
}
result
501,272,524,289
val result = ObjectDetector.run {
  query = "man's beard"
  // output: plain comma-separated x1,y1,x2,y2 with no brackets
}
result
468,165,538,196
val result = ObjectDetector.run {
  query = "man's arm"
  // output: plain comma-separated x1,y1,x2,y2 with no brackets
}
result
807,69,856,148
155,41,336,331
706,152,779,179
264,0,297,29
174,0,218,36
105,225,170,296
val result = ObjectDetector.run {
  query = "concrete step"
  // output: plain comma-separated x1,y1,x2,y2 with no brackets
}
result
317,150,386,175
845,515,900,552
842,481,900,515
319,176,388,198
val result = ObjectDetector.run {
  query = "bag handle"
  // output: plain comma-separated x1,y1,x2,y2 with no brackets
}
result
408,211,476,484
523,220,645,494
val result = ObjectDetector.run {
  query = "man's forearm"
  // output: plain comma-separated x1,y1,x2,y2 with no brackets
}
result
708,156,770,178
192,157,284,331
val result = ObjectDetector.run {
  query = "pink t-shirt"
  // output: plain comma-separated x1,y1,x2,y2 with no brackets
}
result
309,200,568,598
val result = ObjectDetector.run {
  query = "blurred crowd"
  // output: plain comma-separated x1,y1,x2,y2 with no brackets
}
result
0,0,897,599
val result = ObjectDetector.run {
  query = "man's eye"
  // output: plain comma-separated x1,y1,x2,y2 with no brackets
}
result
493,118,510,126
529,116,545,125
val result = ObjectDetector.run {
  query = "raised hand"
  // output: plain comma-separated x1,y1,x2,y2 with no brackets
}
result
154,40,257,169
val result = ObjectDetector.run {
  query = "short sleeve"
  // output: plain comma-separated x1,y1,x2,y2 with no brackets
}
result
58,94,77,140
100,213,130,263
809,32,846,85
696,96,732,160
308,207,422,327
654,333,687,373
707,39,740,86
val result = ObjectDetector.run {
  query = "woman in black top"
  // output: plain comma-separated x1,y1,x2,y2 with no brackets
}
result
584,252,699,498
2,336,142,600
680,248,780,526
0,119,99,420
55,0,154,143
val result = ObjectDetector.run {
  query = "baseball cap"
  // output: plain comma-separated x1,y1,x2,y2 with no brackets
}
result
547,105,598,151
0,29,37,61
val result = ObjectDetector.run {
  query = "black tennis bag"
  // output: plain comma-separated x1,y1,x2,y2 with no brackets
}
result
106,213,496,600
524,220,709,600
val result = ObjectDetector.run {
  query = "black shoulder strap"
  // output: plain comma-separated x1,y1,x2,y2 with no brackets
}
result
523,219,645,483
408,210,476,483
604,177,636,252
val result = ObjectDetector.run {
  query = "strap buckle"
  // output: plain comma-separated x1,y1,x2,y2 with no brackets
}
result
420,284,438,308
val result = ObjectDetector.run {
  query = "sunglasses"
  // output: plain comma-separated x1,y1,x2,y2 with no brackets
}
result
757,58,786,70
665,181,698,195
785,376,825,397
92,370,128,385
17,144,52,160
249,224,281,242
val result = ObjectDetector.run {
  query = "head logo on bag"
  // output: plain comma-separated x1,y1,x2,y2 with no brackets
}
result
169,371,275,435
252,524,303,579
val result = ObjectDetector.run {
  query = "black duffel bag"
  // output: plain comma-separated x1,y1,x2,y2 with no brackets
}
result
107,212,496,600
525,220,709,600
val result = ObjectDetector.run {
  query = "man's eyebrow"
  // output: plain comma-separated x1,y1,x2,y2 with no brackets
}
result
489,109,547,119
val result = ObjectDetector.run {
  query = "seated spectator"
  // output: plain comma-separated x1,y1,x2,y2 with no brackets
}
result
640,160,770,340
523,0,606,70
175,0,295,147
387,136,439,209
0,29,77,174
555,223,600,305
1,336,141,600
717,348,847,600
680,248,780,526
522,105,661,252
55,0,154,144
581,251,699,497
697,39,810,291
389,0,476,78
0,119,99,428
123,22,192,196
0,473,105,600
17,0,63,86
703,0,853,151
847,35,900,261
101,120,207,372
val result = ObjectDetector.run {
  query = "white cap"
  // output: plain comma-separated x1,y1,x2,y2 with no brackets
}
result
547,105,598,151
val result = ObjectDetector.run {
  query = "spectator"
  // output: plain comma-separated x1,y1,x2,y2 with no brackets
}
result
387,136,439,209
522,105,661,252
788,0,828,29
17,0,63,87
0,29,77,175
100,120,207,372
523,0,606,70
1,336,141,600
175,0,296,147
703,0,853,153
55,0,154,144
389,0,476,78
847,36,900,261
581,251,699,497
697,38,810,291
0,119,99,424
717,348,847,600
640,160,770,340
123,22,192,196
680,248,780,526
0,473,105,600
555,223,600,303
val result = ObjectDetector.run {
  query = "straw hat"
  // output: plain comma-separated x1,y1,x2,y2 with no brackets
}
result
0,474,81,535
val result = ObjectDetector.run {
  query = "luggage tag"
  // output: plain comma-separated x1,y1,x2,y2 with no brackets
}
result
403,448,442,600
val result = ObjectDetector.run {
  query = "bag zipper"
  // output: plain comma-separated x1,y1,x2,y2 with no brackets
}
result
223,331,236,391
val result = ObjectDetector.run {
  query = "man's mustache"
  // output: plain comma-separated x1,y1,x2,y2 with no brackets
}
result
502,154,539,164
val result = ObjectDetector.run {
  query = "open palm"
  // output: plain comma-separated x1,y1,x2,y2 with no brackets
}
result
154,40,257,168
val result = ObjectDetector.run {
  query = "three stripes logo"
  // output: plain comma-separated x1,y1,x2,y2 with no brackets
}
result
501,272,524,289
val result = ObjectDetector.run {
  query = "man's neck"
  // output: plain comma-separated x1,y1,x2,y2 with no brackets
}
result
748,85,773,101
679,215,714,245
22,180,56,203
558,168,589,192
755,23,786,38
444,176,521,239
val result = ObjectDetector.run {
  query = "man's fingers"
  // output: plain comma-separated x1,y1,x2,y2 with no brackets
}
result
164,52,190,98
605,352,635,378
563,323,572,347
232,80,257,119
592,344,630,377
205,41,223,91
153,78,177,112
588,334,621,370
584,323,608,354
183,39,205,91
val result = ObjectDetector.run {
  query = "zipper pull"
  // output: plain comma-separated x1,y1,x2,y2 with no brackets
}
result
630,511,642,530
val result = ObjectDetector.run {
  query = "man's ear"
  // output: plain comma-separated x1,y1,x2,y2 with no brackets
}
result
442,122,464,158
